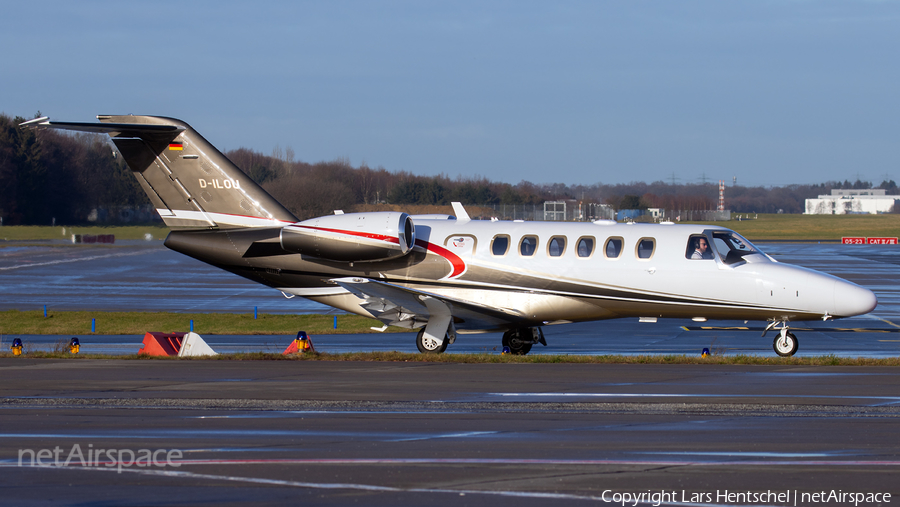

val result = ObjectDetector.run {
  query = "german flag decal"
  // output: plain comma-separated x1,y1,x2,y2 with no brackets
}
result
168,142,183,151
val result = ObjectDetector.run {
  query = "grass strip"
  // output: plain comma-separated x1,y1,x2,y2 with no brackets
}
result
0,310,398,335
0,351,898,366
684,213,900,240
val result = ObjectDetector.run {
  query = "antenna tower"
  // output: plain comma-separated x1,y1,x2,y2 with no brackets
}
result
718,180,725,211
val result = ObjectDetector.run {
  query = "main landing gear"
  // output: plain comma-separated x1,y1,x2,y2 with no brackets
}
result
416,328,449,354
764,320,799,357
502,327,547,355
414,326,548,355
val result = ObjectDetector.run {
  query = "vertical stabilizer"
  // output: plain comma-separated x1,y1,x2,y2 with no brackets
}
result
21,115,298,229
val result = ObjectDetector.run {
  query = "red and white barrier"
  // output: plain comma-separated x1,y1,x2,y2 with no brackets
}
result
139,332,217,357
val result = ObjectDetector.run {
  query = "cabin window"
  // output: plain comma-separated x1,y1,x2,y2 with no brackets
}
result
548,236,566,257
636,238,655,259
491,235,510,256
686,235,713,260
604,237,623,259
520,235,538,256
576,237,594,258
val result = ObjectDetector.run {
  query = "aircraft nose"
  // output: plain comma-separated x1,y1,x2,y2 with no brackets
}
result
833,280,877,318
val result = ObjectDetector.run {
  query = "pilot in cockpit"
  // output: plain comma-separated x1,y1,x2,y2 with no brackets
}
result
690,237,714,260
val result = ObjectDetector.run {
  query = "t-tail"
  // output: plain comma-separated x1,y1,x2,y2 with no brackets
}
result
19,115,297,229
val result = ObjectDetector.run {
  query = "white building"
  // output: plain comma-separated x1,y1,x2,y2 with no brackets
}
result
805,189,900,215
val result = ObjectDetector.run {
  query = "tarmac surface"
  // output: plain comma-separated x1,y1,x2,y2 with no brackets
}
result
0,239,328,313
2,239,900,504
1,360,899,506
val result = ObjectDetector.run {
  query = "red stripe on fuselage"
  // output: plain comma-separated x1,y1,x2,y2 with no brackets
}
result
290,225,466,278
415,239,466,278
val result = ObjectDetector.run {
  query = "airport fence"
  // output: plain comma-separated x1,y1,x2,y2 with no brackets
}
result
463,204,730,222
665,210,732,222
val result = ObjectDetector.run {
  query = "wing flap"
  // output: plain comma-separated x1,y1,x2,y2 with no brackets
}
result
331,277,526,331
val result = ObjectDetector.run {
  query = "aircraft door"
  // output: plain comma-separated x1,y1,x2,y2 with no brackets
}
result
677,231,761,315
444,234,477,259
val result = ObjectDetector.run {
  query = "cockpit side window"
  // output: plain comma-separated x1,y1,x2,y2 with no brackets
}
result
711,231,760,265
686,235,714,260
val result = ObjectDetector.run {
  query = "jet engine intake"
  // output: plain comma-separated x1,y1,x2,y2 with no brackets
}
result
280,212,416,263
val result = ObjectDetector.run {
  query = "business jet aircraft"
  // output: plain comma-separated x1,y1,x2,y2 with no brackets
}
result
21,115,877,356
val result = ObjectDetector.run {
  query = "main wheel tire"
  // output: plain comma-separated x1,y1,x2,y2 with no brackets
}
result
416,328,448,354
510,341,533,355
502,330,533,355
773,332,798,357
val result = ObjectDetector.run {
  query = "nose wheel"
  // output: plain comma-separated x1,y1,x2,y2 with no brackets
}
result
764,320,799,357
773,330,798,357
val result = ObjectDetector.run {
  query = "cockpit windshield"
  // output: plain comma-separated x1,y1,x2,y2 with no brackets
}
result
710,231,763,265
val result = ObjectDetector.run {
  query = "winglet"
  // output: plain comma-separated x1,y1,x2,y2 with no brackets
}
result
451,202,470,223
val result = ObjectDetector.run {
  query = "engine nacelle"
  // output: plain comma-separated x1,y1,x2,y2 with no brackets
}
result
280,212,416,263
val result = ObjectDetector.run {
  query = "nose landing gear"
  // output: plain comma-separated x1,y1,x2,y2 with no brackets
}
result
773,329,798,357
764,320,799,357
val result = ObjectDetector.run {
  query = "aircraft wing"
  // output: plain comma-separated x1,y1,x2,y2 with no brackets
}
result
330,277,527,331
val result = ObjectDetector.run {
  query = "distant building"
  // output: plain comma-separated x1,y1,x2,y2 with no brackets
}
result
616,209,645,221
543,201,567,221
805,189,900,215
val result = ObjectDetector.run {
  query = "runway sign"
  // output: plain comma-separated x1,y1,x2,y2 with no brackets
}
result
842,237,897,245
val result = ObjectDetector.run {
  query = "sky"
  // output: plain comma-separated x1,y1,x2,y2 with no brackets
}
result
2,1,898,187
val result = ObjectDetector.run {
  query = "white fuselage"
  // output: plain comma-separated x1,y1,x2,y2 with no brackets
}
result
295,217,877,330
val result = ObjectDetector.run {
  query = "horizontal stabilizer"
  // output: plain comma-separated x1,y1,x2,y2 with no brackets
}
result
20,117,185,139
